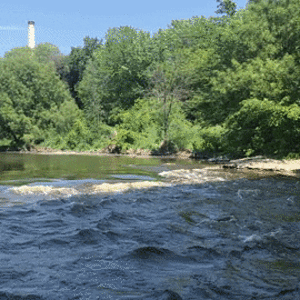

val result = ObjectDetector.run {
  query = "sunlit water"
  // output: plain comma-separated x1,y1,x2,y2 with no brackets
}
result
0,153,300,299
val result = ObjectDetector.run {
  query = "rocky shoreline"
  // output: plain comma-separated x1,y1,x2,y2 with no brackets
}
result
222,156,300,175
13,146,300,177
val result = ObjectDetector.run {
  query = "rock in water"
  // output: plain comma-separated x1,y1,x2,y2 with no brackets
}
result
144,289,183,300
158,290,183,300
208,156,230,163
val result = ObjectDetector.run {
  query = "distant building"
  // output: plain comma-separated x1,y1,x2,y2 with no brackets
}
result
28,21,35,49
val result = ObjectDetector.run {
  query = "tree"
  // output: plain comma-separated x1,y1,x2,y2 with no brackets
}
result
0,47,80,149
215,0,237,17
112,97,194,152
224,99,300,156
33,42,61,64
33,43,71,85
144,58,190,148
77,26,155,126
5,44,71,85
66,36,103,108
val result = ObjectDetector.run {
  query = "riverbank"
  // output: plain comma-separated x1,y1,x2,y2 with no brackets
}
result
14,146,300,177
221,156,300,176
201,157,300,178
18,146,194,160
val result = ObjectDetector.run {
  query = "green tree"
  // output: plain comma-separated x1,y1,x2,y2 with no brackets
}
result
156,15,230,124
77,26,154,126
144,59,190,146
66,36,103,108
34,43,70,81
224,99,300,156
112,97,194,152
5,44,71,86
33,43,61,64
0,47,80,149
215,0,237,17
4,46,33,59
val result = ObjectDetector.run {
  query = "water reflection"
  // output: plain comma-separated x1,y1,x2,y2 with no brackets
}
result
0,153,174,184
0,155,24,172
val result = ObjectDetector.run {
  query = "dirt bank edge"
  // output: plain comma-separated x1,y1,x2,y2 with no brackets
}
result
222,157,300,174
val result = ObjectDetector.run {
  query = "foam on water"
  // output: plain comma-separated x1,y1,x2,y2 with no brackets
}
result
158,169,227,184
9,168,231,200
9,180,172,197
89,181,172,194
10,185,79,196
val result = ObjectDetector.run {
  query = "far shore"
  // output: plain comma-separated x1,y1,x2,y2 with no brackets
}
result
5,146,298,177
222,156,300,176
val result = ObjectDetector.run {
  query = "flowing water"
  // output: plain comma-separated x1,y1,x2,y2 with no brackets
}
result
0,153,300,299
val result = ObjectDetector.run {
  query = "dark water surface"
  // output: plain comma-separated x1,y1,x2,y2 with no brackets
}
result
0,153,300,299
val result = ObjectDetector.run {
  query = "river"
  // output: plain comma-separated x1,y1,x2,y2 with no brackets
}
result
0,153,299,299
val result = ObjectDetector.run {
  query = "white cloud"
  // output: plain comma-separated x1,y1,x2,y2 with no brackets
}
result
0,26,26,31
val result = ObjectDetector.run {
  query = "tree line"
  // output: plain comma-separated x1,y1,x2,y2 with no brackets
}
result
0,0,299,159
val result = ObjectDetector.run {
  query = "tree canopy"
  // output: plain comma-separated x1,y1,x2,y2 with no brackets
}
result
1,0,300,158
0,47,80,149
77,26,155,126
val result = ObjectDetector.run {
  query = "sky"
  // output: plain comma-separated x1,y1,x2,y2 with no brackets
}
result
0,0,248,58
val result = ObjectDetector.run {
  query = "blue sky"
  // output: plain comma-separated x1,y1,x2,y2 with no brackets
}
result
0,0,248,57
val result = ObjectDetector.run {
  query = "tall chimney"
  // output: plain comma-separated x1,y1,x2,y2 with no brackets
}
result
28,21,35,49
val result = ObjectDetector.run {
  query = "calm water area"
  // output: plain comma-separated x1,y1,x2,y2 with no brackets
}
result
0,153,300,299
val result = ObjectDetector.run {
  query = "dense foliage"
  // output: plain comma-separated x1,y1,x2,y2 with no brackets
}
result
77,26,155,126
1,0,299,158
0,47,81,149
65,37,103,108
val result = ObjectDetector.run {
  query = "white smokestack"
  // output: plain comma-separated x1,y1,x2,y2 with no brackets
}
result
28,21,35,49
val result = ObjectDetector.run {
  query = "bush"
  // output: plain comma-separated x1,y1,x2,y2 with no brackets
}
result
113,97,196,151
223,98,300,157
191,124,228,153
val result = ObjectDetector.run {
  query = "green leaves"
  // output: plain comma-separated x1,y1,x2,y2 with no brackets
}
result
1,0,299,158
65,36,103,108
77,26,155,126
224,98,300,156
113,97,195,151
215,0,237,17
0,47,80,149
33,43,61,65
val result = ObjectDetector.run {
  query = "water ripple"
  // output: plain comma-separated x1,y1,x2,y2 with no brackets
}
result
0,177,300,299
